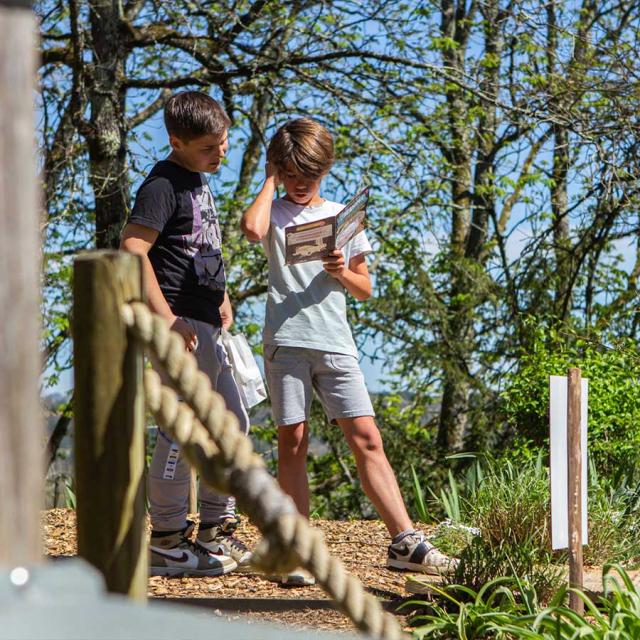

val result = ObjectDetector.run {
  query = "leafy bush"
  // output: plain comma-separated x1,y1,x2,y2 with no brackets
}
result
410,564,640,640
413,452,640,604
585,460,640,566
501,322,640,476
452,455,563,600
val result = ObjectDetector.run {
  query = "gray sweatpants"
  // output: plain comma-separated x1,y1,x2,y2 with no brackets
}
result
148,317,250,532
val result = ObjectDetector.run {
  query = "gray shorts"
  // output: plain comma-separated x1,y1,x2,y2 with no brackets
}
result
264,345,375,426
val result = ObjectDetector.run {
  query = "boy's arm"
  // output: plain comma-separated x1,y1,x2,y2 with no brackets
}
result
323,250,372,301
240,163,278,242
120,223,197,351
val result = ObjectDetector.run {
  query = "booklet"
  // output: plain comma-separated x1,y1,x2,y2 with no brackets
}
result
284,187,369,265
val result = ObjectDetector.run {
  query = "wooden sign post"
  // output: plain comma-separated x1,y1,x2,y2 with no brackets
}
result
550,370,588,614
567,368,584,614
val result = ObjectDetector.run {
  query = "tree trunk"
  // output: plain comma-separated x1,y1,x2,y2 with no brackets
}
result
437,0,483,452
87,0,129,249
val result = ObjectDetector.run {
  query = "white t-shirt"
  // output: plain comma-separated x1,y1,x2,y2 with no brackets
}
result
261,197,372,357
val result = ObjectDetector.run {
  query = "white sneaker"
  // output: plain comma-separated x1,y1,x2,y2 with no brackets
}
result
387,530,459,575
149,523,237,577
197,516,252,569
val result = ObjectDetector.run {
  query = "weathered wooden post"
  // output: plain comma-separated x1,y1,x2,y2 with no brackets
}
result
73,251,147,600
550,371,588,611
567,367,584,614
0,0,42,569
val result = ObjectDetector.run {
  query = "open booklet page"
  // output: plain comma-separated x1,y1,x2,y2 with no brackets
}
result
284,187,369,265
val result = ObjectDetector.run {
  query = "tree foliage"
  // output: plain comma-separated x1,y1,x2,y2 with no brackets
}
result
38,1,640,511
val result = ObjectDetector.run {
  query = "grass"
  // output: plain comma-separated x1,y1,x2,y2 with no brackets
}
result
412,452,640,604
409,564,640,639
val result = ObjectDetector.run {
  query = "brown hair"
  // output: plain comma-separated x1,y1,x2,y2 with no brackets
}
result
267,118,334,178
164,91,231,141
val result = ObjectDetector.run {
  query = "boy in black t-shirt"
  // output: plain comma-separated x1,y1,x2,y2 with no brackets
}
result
121,91,251,577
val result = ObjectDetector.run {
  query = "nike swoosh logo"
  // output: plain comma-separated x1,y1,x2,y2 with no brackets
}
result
152,548,189,562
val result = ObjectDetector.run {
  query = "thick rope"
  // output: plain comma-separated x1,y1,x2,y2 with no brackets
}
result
122,301,407,640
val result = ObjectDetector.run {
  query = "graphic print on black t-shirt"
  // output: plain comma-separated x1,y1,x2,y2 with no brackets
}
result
184,184,226,291
127,160,226,325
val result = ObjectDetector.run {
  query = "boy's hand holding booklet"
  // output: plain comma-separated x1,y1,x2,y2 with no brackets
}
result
284,187,369,265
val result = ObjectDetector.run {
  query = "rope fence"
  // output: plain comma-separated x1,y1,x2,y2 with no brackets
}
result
122,301,408,640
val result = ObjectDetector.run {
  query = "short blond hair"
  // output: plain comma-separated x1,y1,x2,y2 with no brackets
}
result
267,118,334,178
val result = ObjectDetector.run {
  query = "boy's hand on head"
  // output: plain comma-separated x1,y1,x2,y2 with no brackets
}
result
169,316,198,352
265,161,280,187
322,249,346,279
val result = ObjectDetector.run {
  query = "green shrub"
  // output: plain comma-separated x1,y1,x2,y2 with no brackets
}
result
410,565,640,639
452,456,563,600
501,322,640,476
414,453,640,604
586,461,640,566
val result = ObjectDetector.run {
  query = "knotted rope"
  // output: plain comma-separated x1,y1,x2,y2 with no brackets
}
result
122,301,407,640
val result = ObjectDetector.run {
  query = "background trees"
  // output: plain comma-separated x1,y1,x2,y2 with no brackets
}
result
39,0,640,515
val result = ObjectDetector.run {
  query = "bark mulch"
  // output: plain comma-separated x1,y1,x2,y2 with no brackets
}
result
42,509,432,634
43,510,640,634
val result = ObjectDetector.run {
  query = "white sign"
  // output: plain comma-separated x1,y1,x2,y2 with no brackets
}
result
549,375,588,550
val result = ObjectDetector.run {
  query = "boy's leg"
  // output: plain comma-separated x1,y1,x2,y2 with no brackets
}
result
273,420,315,583
197,337,250,524
264,346,316,585
147,318,225,532
336,415,412,536
278,421,310,517
148,429,192,531
264,345,313,515
194,326,252,567
313,351,458,574
147,425,237,576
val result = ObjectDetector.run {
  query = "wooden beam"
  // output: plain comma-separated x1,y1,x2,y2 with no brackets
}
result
73,251,147,600
0,0,42,569
567,367,584,614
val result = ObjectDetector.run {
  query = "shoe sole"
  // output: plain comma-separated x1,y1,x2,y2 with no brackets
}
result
281,576,316,586
387,558,452,575
265,573,316,586
150,562,237,577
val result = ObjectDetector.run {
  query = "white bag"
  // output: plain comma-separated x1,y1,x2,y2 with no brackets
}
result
220,329,267,408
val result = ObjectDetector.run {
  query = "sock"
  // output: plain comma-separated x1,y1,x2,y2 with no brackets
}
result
391,528,417,545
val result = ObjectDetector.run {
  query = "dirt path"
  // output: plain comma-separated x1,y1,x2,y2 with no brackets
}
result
43,509,421,633
43,509,640,634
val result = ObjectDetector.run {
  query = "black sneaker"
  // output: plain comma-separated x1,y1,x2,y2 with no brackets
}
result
149,522,237,577
197,516,252,569
387,530,459,575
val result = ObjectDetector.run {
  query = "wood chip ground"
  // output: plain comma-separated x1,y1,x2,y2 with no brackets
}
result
42,509,426,634
43,509,640,634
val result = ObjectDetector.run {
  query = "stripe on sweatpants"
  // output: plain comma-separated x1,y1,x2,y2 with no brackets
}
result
163,443,180,480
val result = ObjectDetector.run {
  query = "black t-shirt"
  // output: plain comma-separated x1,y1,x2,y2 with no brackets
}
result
129,160,226,325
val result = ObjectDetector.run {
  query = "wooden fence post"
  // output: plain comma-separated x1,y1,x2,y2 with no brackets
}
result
567,367,584,615
73,251,147,600
0,0,42,569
